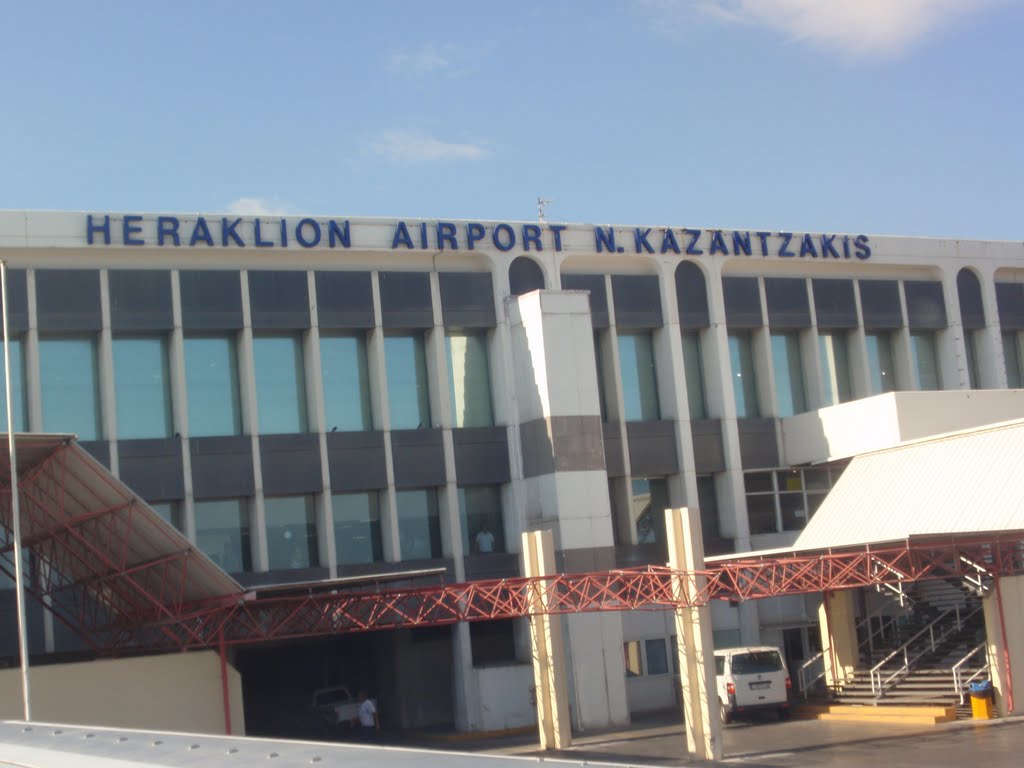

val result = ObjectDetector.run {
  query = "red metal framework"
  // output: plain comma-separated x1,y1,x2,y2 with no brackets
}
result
107,532,1024,652
4,437,1023,655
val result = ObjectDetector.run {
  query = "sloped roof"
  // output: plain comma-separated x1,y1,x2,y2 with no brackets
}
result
791,418,1024,552
0,435,242,647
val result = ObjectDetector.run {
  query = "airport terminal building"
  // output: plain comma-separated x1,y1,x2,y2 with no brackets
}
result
1,211,1023,733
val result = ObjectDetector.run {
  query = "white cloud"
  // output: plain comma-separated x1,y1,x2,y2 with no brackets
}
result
647,0,1000,56
369,131,489,164
225,197,294,216
386,42,453,75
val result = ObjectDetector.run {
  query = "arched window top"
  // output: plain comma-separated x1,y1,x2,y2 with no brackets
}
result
957,267,985,330
674,261,709,329
509,257,545,296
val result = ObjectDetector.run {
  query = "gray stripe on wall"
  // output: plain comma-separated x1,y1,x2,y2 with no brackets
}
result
519,415,606,477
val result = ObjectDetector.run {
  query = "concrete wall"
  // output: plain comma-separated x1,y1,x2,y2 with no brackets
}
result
475,664,535,731
0,651,243,734
782,390,1024,464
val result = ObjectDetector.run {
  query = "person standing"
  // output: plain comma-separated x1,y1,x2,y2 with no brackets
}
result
356,690,379,741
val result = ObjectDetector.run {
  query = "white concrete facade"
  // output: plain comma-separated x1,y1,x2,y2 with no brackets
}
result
1,211,1023,727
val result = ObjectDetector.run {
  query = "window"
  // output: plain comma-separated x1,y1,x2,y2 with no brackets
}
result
697,474,731,555
594,331,610,421
446,332,494,427
624,641,643,677
645,639,669,676
818,332,852,405
865,333,896,394
254,334,308,434
0,337,27,432
471,620,518,667
396,489,442,559
771,333,806,416
385,334,431,429
964,332,981,389
910,332,941,390
459,485,505,554
320,334,372,431
618,332,660,421
195,499,251,572
185,335,242,436
633,477,669,545
39,337,100,439
114,336,172,439
265,495,318,570
682,331,708,419
728,332,759,417
744,465,845,535
333,491,383,565
149,501,183,531
1004,332,1023,388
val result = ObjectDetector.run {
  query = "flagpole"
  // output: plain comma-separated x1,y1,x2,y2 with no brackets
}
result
2,260,31,721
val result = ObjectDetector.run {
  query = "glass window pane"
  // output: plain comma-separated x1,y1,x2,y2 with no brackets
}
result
1004,332,1023,388
320,334,372,431
594,331,610,422
728,333,759,417
396,489,441,559
185,335,242,437
114,336,172,439
385,334,431,429
780,493,807,531
964,332,980,389
149,501,183,531
40,337,100,439
865,333,896,394
618,333,660,421
459,485,505,554
447,333,494,428
632,478,669,544
195,499,251,572
744,471,774,494
254,335,308,434
265,495,319,570
911,332,941,390
682,331,708,419
818,332,852,405
645,638,669,676
771,333,806,416
746,494,778,535
333,492,383,565
0,338,27,432
624,641,643,677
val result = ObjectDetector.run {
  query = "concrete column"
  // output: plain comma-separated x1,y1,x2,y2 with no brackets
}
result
523,529,570,750
818,590,859,688
666,506,721,762
984,574,1022,717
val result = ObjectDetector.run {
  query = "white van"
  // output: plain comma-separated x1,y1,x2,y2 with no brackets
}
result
714,646,791,724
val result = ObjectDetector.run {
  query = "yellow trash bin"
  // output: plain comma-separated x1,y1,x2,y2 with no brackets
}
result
969,681,994,720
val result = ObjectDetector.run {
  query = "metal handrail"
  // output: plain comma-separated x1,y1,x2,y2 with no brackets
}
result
798,650,827,698
952,643,989,704
869,603,982,697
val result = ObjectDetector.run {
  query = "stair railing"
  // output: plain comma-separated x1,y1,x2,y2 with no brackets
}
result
869,603,982,698
952,643,989,705
959,555,991,597
798,650,827,698
799,612,904,698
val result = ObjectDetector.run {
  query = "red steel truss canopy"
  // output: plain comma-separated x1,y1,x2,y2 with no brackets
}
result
2,436,1024,654
0,435,243,651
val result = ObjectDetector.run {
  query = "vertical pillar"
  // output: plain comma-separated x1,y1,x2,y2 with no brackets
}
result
666,507,721,762
523,529,570,750
984,573,1022,717
818,590,859,688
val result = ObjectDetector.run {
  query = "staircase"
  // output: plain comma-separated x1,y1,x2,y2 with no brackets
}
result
804,576,991,720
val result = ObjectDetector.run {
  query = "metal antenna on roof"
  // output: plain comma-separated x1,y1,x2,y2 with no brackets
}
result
537,197,553,223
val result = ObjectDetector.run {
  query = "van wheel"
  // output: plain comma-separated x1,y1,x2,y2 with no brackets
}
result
720,702,732,725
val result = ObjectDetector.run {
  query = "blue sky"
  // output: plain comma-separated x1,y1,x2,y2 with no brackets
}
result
1,0,1021,239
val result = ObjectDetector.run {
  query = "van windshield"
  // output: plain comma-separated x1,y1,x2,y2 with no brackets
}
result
731,652,783,674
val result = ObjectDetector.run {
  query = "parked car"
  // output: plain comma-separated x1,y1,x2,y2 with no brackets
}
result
312,686,360,730
714,646,791,724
